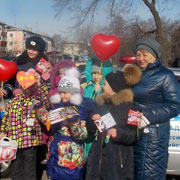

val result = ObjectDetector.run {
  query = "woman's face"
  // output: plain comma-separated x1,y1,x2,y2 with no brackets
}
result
60,92,72,102
136,50,156,69
27,48,39,59
103,79,114,96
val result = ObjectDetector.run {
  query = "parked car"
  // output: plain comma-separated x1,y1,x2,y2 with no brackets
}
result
167,68,180,176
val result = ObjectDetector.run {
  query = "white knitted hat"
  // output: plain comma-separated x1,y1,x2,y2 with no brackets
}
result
57,67,82,105
58,67,80,94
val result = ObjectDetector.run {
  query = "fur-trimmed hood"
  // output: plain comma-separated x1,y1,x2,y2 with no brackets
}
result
96,89,134,106
122,64,142,86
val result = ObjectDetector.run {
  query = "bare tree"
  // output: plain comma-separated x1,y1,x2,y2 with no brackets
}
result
73,24,105,57
52,0,180,66
52,34,64,52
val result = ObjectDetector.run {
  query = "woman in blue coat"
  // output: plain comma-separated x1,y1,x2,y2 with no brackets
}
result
132,37,180,180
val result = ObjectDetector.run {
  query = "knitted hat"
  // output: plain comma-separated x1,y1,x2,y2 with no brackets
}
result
58,67,80,94
58,76,81,94
96,64,142,106
92,64,101,73
105,71,129,93
135,37,161,58
26,36,46,52
57,67,82,105
105,64,142,93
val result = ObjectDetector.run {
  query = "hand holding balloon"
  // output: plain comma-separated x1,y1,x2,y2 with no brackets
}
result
0,89,7,97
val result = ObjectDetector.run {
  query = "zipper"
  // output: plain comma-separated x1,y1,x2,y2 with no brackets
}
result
98,132,104,179
119,147,123,168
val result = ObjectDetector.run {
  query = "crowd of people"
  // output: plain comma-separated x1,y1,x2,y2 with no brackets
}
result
0,35,180,180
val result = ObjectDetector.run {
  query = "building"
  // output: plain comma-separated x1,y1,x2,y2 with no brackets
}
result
0,22,8,56
7,27,54,56
62,42,89,62
63,42,88,56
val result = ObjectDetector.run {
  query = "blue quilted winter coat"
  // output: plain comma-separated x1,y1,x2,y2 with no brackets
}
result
132,59,180,180
46,98,94,180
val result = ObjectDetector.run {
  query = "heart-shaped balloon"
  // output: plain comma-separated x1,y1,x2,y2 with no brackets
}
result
91,33,121,62
0,59,18,82
16,71,37,89
119,55,136,64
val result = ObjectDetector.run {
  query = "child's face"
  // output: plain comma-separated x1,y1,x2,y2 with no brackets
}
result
103,79,114,96
60,92,72,102
92,72,102,83
59,69,65,78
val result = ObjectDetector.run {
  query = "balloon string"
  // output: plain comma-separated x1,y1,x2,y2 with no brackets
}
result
99,62,103,74
97,62,103,83
1,81,5,109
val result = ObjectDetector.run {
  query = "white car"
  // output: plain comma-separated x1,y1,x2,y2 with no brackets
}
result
167,68,180,176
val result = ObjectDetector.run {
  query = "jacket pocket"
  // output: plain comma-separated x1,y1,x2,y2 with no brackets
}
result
57,141,85,169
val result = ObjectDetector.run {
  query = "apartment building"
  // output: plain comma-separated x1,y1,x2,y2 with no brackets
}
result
0,22,8,56
7,28,54,56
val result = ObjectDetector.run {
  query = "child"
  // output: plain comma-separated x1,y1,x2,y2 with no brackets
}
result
83,57,112,99
49,60,76,104
0,70,50,180
46,67,94,180
83,57,112,161
85,65,142,180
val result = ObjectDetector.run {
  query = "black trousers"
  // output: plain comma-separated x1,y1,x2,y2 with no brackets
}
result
11,147,37,180
36,144,47,180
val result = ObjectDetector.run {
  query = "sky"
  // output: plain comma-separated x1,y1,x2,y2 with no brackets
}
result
0,0,180,38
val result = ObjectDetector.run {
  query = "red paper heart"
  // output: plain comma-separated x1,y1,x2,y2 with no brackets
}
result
119,55,136,64
42,72,50,81
91,33,121,62
0,59,17,82
16,71,36,89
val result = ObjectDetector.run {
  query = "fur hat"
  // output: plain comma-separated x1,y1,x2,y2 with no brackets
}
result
96,64,142,106
50,67,82,105
26,36,46,52
135,37,161,58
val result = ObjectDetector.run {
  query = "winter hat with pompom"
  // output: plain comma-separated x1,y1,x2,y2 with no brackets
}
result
56,67,82,105
58,67,80,94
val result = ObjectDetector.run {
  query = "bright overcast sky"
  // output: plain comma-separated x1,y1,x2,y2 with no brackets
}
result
0,0,179,37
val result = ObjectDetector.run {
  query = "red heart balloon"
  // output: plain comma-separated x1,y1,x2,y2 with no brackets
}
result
91,33,121,62
0,59,18,82
119,55,136,64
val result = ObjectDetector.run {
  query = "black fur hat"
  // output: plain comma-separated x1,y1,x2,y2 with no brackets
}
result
26,36,46,52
